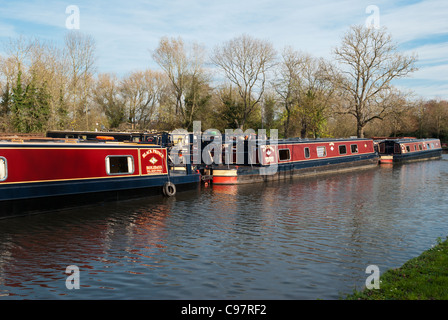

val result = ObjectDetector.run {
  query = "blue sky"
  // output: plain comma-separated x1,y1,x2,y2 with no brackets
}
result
0,0,447,100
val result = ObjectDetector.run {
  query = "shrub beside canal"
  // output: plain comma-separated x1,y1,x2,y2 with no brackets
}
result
345,237,448,300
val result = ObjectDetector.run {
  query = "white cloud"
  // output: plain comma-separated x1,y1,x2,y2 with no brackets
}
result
413,63,448,81
379,0,448,43
406,42,448,66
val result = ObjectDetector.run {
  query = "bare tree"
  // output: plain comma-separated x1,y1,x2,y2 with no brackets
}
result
152,36,187,117
0,55,18,123
121,69,167,130
334,25,417,138
4,36,32,72
419,99,448,139
1,37,70,132
152,36,207,129
27,39,70,130
272,46,303,137
93,73,125,129
298,57,339,138
0,36,33,124
211,34,277,129
273,47,337,138
64,31,96,130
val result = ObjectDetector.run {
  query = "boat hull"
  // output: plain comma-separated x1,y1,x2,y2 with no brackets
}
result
213,154,379,185
380,149,442,164
0,172,200,219
0,140,200,219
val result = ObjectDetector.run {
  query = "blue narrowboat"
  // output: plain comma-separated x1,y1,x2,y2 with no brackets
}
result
377,138,442,164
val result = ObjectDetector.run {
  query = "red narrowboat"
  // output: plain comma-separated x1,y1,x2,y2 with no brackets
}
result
211,138,379,185
0,138,200,219
377,138,442,164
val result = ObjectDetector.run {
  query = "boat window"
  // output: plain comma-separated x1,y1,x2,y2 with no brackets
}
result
279,149,290,161
106,156,134,175
339,145,347,155
431,143,434,149
304,147,310,158
350,144,358,153
379,143,385,153
419,144,423,151
427,143,431,149
0,157,7,181
316,146,326,157
406,146,410,152
414,145,417,151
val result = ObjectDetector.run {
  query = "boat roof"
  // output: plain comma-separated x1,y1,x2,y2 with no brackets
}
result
0,137,161,148
378,138,439,144
230,137,373,145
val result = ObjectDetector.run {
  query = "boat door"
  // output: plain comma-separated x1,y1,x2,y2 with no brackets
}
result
382,140,397,154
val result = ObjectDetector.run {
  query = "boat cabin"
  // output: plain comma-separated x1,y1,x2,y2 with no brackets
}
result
377,138,442,163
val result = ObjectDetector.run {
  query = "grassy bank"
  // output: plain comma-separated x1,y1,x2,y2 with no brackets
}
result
345,237,448,300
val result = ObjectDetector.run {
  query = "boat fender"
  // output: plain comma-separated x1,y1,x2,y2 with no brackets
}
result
163,181,176,197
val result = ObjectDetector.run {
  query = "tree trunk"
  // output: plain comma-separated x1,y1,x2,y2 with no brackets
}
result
300,119,307,139
284,108,290,138
357,124,365,138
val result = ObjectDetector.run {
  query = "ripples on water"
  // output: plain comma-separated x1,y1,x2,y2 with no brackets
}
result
0,155,447,299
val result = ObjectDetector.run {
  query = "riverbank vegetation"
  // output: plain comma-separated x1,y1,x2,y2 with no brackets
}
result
1,25,447,142
346,237,448,300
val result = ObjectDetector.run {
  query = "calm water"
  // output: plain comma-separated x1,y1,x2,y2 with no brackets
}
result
0,155,447,300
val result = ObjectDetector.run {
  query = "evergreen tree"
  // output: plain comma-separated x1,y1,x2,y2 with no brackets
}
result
56,87,70,129
219,91,245,129
0,82,11,116
10,70,50,133
10,70,27,132
29,78,50,132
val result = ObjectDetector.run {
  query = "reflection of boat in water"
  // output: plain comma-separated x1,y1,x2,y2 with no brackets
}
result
377,138,442,164
211,184,239,195
212,138,379,185
0,137,200,219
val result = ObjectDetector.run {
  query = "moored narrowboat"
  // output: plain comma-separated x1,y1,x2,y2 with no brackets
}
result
0,137,200,219
211,138,379,185
377,138,442,164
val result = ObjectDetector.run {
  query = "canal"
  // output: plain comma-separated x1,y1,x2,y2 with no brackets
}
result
0,155,447,300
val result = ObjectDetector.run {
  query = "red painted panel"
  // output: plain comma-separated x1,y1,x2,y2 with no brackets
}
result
0,146,143,183
140,148,168,174
275,140,374,163
401,139,441,153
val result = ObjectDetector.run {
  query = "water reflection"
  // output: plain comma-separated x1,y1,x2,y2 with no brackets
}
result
0,156,447,299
